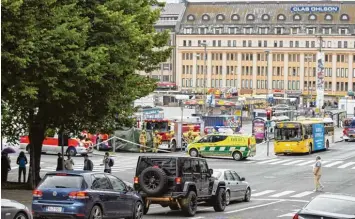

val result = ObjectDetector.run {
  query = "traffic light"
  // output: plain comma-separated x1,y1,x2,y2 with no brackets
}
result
266,110,272,121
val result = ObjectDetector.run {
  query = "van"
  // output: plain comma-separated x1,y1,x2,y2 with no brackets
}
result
187,134,256,161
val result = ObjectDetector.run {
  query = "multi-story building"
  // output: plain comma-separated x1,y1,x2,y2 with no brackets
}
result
176,1,355,105
140,3,186,83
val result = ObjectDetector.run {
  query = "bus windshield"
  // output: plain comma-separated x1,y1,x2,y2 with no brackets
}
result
275,128,302,141
146,121,169,132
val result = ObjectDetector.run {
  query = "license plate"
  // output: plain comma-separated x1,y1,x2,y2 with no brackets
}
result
47,206,62,212
285,150,292,152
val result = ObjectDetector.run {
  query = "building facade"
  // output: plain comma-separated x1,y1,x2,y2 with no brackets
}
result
176,1,355,104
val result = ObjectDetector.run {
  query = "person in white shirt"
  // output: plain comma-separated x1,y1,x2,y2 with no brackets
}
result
64,155,74,170
313,156,324,192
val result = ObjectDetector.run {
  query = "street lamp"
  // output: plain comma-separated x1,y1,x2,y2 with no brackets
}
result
199,42,208,115
305,55,312,108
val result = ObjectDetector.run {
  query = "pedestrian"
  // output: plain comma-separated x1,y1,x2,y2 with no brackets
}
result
139,130,147,153
56,153,63,171
1,152,11,183
152,130,162,153
313,156,324,192
83,154,93,171
103,152,113,173
64,155,74,170
16,151,28,183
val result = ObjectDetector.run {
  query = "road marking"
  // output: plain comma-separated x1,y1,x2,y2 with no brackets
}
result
269,191,295,198
258,159,279,164
324,161,343,167
269,159,292,165
338,162,355,169
251,190,276,197
225,200,284,214
282,160,305,165
290,191,314,198
308,160,331,166
252,198,309,203
297,160,314,166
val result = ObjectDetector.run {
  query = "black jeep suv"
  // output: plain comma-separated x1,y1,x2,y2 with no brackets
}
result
133,156,227,217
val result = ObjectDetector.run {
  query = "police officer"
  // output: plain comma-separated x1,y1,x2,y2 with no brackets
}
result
187,127,195,144
153,130,161,153
139,130,147,153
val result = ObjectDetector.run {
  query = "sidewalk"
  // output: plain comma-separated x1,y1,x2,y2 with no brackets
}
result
2,189,33,209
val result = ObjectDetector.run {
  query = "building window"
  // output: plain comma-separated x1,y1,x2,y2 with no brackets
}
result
216,14,225,21
244,27,253,34
248,40,252,47
262,14,270,21
293,14,301,21
243,40,246,47
311,41,315,48
339,28,349,34
264,40,268,47
340,14,349,21
290,41,294,47
277,14,286,21
291,27,299,34
327,41,331,48
187,14,195,21
199,27,207,34
214,27,222,34
344,41,348,48
306,27,316,35
202,14,210,21
338,41,342,48
324,14,333,21
229,27,237,34
258,27,268,34
184,28,193,34
309,14,317,21
246,14,255,21
275,27,283,34
306,41,310,48
322,27,332,34
231,14,240,21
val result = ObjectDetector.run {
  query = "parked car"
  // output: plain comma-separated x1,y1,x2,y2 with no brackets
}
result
1,199,32,219
212,169,251,205
133,156,227,217
293,193,355,219
32,171,143,219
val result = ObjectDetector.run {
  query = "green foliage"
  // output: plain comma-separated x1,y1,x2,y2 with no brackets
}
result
2,0,171,141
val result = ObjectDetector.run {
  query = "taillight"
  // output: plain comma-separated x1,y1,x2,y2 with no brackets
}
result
134,177,139,184
33,189,43,198
293,214,299,219
56,173,67,176
69,191,89,199
175,177,182,185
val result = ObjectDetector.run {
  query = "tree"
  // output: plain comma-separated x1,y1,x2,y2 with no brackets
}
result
2,0,171,188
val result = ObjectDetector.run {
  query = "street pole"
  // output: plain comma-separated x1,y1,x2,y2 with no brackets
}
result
265,50,270,157
61,130,64,170
180,100,184,151
199,42,207,116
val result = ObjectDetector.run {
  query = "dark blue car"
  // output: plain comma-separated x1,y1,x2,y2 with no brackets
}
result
32,171,143,219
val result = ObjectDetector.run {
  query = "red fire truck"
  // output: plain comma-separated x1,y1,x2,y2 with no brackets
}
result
144,119,200,151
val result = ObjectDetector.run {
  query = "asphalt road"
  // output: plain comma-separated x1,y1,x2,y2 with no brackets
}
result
6,140,355,219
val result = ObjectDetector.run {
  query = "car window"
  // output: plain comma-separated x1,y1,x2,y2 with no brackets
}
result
191,160,200,173
212,171,222,179
38,175,84,189
182,160,192,173
211,135,228,143
107,175,126,191
199,160,208,173
224,171,235,181
91,174,112,190
305,197,355,215
231,171,241,181
198,136,209,143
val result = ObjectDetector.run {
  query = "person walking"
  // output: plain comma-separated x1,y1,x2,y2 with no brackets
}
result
313,156,324,192
103,152,113,173
139,130,147,153
83,154,93,171
56,153,63,171
16,151,28,183
152,131,162,153
64,155,74,170
1,152,11,183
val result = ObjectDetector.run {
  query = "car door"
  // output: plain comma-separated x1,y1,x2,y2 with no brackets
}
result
191,159,203,196
107,175,132,218
91,174,116,217
199,160,210,196
231,171,247,198
199,136,214,156
211,135,228,156
224,171,238,199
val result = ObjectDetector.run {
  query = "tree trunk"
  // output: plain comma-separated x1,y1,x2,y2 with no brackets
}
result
27,122,46,189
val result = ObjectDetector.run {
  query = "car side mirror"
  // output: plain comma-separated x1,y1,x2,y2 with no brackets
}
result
127,186,134,192
240,177,245,181
208,169,213,175
304,135,308,139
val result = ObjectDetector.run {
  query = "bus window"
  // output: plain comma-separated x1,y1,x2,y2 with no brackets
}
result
275,127,302,141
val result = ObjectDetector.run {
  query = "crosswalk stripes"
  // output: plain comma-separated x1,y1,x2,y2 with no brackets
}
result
269,159,292,165
251,189,315,199
296,160,314,166
290,191,314,198
324,161,343,167
282,160,305,165
269,191,295,198
251,190,276,197
338,162,355,168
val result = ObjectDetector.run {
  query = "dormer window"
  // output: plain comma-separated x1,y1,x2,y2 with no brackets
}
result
306,27,316,35
340,14,349,21
277,14,286,21
244,27,253,34
323,27,332,34
183,28,193,34
229,27,238,34
324,14,333,21
262,14,270,21
291,27,300,34
246,14,255,21
231,14,240,21
339,28,349,34
258,27,269,34
202,14,210,21
216,14,225,21
214,27,223,34
293,14,301,21
275,27,284,34
199,27,207,34
187,14,195,21
309,14,317,21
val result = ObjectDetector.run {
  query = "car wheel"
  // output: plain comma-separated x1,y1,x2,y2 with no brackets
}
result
225,190,231,205
181,191,198,216
213,187,226,212
169,204,180,211
67,147,77,156
128,201,143,219
232,151,242,161
89,205,103,219
171,140,176,152
189,149,198,157
139,167,167,196
244,188,251,202
14,212,28,219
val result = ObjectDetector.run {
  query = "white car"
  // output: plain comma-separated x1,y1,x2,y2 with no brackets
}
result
212,169,251,205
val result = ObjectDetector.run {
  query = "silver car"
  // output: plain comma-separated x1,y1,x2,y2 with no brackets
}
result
212,169,251,205
1,199,32,219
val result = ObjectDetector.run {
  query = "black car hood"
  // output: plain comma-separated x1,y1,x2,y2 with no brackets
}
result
299,209,355,219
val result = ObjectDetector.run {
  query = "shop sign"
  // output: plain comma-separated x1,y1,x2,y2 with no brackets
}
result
273,89,284,97
286,90,302,97
291,6,339,13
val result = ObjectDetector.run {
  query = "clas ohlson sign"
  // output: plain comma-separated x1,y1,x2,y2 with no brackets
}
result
291,6,340,13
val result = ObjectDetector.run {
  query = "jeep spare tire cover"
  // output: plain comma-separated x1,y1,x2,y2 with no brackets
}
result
139,166,168,196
